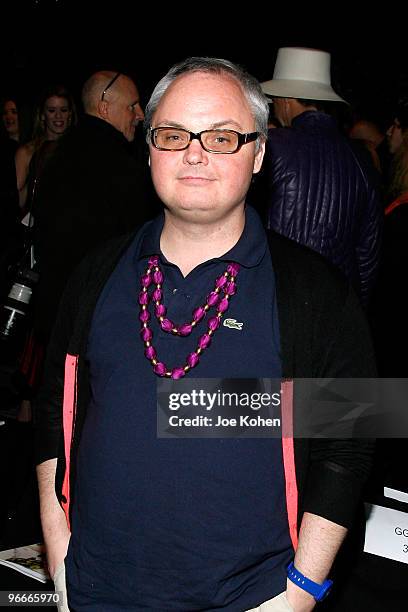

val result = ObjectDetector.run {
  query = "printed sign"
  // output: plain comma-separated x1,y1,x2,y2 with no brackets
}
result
364,503,408,564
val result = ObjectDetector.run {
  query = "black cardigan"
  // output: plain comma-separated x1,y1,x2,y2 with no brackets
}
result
35,228,376,530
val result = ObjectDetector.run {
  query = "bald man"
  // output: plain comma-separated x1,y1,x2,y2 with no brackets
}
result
33,71,159,343
81,71,144,142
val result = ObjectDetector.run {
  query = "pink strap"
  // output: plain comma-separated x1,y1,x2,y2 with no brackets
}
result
61,354,78,530
281,380,299,550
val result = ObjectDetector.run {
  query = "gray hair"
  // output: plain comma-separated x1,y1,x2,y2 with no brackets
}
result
144,57,269,150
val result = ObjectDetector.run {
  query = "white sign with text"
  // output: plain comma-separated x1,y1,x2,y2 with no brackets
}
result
364,503,408,564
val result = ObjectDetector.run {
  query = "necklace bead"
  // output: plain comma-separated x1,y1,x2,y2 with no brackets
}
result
155,304,166,317
207,292,219,306
178,323,193,336
153,270,163,284
171,367,186,380
139,291,149,305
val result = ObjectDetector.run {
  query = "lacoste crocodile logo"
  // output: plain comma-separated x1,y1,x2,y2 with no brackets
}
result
223,318,243,330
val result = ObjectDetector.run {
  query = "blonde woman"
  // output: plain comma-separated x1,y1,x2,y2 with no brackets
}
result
15,84,77,211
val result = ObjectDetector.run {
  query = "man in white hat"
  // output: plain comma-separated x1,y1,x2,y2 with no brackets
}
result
261,47,381,307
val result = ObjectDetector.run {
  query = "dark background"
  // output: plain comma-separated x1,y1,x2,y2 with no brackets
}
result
2,3,407,130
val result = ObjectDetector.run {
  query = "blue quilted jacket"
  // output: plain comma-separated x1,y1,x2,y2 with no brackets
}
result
265,111,382,305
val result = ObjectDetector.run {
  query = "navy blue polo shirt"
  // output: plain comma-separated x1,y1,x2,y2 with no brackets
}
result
66,206,293,611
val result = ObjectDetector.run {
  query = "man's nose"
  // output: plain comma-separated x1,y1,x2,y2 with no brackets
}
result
183,138,207,164
134,103,144,120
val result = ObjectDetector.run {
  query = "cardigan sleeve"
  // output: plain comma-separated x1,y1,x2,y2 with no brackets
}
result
301,285,376,527
34,257,91,465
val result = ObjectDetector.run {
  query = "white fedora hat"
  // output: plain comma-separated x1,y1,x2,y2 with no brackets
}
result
261,47,347,103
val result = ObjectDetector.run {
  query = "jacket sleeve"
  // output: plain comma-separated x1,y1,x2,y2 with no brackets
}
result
302,284,377,528
34,258,90,465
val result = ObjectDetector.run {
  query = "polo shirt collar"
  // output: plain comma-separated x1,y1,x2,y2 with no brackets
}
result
139,205,267,269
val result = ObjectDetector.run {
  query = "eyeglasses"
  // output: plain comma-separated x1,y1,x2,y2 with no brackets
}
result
149,127,259,154
101,72,121,101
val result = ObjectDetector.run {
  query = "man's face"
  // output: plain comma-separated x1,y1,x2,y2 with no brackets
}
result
149,71,264,224
387,119,403,154
108,77,144,142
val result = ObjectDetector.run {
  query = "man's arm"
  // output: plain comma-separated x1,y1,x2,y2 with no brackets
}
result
37,459,70,578
286,271,376,610
286,512,347,611
35,324,70,578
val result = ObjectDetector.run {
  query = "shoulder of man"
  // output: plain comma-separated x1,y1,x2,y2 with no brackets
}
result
266,125,314,164
267,126,297,146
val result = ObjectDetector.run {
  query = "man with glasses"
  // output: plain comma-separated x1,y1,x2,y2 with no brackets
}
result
32,70,158,346
36,58,375,611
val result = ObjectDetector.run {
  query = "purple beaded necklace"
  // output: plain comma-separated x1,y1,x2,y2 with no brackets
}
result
139,255,240,379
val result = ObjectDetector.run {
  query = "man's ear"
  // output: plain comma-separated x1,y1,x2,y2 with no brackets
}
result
97,99,109,119
284,98,293,124
253,140,265,175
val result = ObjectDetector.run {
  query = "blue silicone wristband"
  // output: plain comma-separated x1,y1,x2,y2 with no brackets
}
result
286,562,333,602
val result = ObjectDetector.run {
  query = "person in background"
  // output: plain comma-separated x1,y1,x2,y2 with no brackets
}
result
371,98,408,376
10,86,77,421
2,98,20,144
35,57,375,612
14,84,76,211
1,95,32,146
32,70,159,346
349,117,391,177
0,90,66,541
386,98,408,200
0,95,32,266
261,47,382,307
